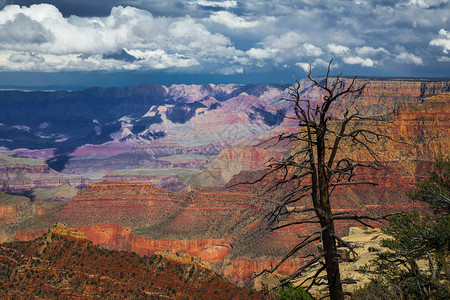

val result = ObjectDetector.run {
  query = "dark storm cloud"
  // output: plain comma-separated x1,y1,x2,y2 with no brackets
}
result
4,0,122,16
103,49,138,63
0,12,53,45
7,0,215,17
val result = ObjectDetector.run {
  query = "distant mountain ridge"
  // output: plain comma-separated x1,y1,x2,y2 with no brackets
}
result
1,79,449,182
0,83,285,176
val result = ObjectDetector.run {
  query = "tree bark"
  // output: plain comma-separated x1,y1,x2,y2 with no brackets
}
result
317,126,345,300
320,209,344,300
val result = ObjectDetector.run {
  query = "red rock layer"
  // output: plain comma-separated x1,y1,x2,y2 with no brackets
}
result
3,225,265,299
16,229,47,241
130,235,232,263
187,144,290,186
222,256,304,283
55,181,191,226
17,223,233,264
102,173,186,191
331,79,450,117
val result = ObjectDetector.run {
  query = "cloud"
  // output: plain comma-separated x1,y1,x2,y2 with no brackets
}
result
408,0,448,8
245,31,306,64
217,65,243,75
246,31,324,65
9,52,45,64
296,59,330,73
210,11,260,29
0,12,54,47
103,49,138,62
343,56,375,67
261,31,306,51
303,43,323,57
355,46,390,57
126,49,199,69
246,48,275,60
0,1,449,76
437,56,450,62
327,43,350,56
195,0,237,8
395,52,423,65
0,4,243,73
430,28,450,54
295,62,310,72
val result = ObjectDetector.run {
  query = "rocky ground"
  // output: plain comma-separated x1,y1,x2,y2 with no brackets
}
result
292,227,393,298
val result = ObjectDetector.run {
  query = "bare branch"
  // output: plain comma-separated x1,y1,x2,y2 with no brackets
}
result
332,234,358,258
270,253,325,293
329,181,378,187
254,230,324,278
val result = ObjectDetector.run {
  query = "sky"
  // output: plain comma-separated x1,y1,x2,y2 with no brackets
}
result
0,0,449,88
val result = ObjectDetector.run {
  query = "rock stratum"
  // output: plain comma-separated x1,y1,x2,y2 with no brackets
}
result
0,79,449,288
0,152,89,192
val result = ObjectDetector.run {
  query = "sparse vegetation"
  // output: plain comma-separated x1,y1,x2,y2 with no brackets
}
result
0,225,264,299
353,156,450,299
278,283,313,300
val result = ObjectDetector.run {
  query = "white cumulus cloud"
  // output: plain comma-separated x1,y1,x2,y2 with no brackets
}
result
343,56,375,67
0,1,448,76
296,59,330,72
430,28,450,54
303,43,323,57
408,0,448,8
355,46,389,57
195,0,237,8
326,43,350,56
246,31,324,66
395,52,424,65
0,4,245,73
210,11,260,29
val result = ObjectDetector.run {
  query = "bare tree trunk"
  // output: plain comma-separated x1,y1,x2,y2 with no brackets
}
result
320,210,344,300
317,130,345,300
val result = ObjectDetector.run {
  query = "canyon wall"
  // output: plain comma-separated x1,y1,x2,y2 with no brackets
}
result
0,153,89,192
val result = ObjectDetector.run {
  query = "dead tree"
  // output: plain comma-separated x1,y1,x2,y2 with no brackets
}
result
250,60,391,300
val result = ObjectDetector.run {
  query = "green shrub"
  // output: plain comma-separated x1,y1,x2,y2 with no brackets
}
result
278,283,313,300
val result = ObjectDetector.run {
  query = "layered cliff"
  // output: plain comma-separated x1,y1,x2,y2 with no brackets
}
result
0,192,65,243
0,152,88,192
2,80,448,188
56,182,191,226
198,80,450,188
0,83,285,179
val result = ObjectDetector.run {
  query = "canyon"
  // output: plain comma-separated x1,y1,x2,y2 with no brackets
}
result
0,79,449,288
